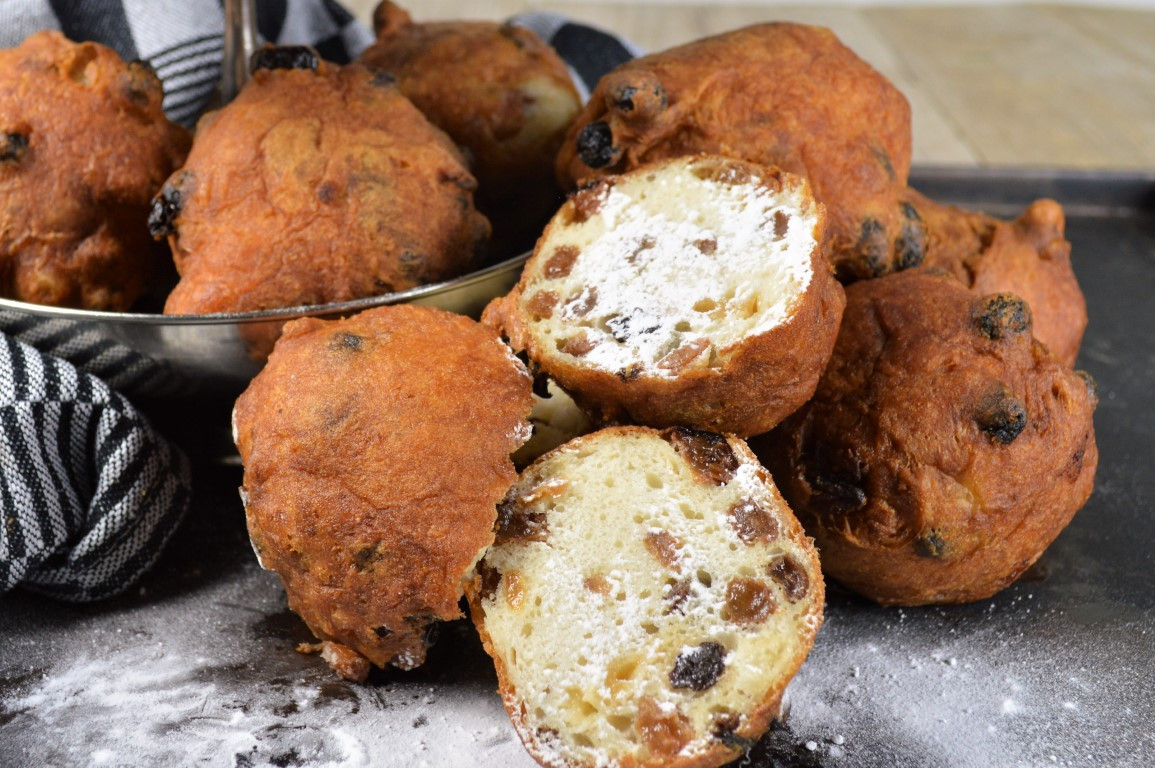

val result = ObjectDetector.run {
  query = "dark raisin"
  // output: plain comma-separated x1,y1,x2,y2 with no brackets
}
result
975,388,1028,444
606,310,660,343
767,554,810,602
0,132,28,163
477,562,503,602
805,443,868,514
353,544,382,570
368,68,397,88
330,332,363,352
148,174,190,239
576,120,617,169
722,577,777,625
915,530,948,558
974,293,1032,340
712,713,753,752
729,499,779,544
856,217,889,278
664,427,739,485
494,495,549,545
895,202,926,270
669,642,727,691
612,85,638,112
373,625,393,638
250,46,319,73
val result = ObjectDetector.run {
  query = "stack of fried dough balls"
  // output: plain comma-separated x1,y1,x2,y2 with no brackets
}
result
0,31,189,310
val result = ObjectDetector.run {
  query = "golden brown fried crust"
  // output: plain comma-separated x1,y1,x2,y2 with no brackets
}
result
0,31,189,310
557,23,915,282
761,269,1098,605
909,188,1087,367
360,2,580,256
158,55,489,315
234,305,533,675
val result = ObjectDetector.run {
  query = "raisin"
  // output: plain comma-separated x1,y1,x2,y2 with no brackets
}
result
368,68,397,88
353,544,383,570
669,642,727,691
494,495,549,545
559,334,596,357
805,443,867,514
712,713,753,752
564,287,598,318
767,554,809,602
610,78,667,116
773,210,789,239
974,293,1032,340
571,182,608,221
477,562,503,602
0,132,28,163
543,246,579,279
729,499,779,544
526,290,559,320
975,388,1027,444
657,338,709,373
148,174,192,239
856,217,889,277
694,238,717,255
644,531,681,569
373,625,393,638
329,332,363,352
250,46,319,73
606,310,660,343
612,85,639,112
895,202,926,270
722,577,777,625
637,697,693,758
584,574,612,595
915,530,948,558
665,578,692,615
576,120,617,169
664,427,738,485
616,364,643,382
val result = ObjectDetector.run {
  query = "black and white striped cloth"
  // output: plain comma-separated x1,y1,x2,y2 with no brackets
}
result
0,335,192,602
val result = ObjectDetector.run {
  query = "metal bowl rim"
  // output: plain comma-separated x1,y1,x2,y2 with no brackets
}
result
0,252,530,326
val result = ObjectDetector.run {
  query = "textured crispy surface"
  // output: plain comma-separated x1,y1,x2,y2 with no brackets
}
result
762,269,1098,605
485,156,845,437
159,57,488,315
909,188,1087,367
233,305,533,677
556,23,917,282
0,31,189,310
361,1,580,256
467,426,824,768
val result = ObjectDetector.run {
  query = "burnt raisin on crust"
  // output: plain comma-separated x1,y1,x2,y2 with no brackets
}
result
468,426,824,768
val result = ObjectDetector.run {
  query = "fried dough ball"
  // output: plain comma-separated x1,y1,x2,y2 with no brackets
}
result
557,23,917,282
154,48,489,316
0,31,189,310
360,2,581,257
233,305,533,679
908,189,1087,367
762,268,1098,605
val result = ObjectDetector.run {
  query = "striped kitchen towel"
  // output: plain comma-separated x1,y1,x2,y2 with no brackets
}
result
0,334,192,601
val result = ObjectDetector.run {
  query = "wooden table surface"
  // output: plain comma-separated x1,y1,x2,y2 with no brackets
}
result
345,2,1155,172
